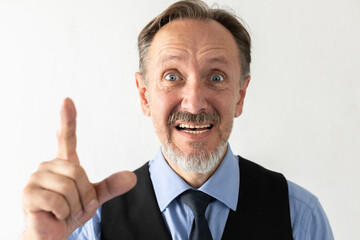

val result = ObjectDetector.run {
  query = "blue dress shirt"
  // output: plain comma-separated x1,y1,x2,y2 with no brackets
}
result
69,144,334,240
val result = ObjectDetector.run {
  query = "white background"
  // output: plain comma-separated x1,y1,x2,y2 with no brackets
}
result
0,0,359,239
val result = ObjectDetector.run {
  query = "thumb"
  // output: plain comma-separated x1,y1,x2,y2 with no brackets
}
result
94,171,137,205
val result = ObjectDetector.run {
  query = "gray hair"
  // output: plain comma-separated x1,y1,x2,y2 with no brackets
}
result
137,0,251,85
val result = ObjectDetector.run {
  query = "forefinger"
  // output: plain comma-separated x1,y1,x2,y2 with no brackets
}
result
56,98,79,163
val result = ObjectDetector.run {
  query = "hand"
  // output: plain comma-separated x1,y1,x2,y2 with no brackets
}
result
21,98,137,240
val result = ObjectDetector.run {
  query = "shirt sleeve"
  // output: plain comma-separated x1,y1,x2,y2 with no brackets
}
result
288,180,334,240
67,206,102,240
305,201,334,240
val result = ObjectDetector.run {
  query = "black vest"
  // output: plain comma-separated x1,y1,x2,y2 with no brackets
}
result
102,156,293,239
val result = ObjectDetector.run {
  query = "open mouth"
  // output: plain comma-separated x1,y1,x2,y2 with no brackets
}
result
175,123,213,134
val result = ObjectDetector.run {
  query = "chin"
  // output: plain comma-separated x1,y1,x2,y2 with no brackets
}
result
162,140,227,174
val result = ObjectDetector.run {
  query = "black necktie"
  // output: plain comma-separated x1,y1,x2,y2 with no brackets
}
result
179,190,214,240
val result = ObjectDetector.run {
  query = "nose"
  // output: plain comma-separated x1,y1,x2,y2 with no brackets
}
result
180,78,208,114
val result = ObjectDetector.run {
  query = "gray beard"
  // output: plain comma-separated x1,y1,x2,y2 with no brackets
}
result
162,140,227,174
148,103,228,174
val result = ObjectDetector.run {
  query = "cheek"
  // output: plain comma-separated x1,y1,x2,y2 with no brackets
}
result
210,93,237,119
149,90,177,123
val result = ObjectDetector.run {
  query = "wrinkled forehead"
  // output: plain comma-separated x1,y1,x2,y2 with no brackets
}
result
148,19,240,69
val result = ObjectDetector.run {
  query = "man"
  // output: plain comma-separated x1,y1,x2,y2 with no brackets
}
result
21,0,334,239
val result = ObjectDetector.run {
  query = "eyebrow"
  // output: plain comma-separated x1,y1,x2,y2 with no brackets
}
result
205,56,230,66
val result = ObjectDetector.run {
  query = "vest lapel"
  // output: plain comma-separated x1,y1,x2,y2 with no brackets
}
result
101,162,171,240
221,156,293,240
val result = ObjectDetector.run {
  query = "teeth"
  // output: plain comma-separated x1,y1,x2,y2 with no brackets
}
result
182,129,208,134
178,124,211,129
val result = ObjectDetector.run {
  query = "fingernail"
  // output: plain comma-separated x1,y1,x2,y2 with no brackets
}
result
85,199,99,211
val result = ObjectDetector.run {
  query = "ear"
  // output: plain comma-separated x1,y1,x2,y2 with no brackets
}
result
135,72,151,116
234,76,250,118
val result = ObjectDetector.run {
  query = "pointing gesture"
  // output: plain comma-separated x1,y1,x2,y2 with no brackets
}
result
56,98,79,163
21,98,137,240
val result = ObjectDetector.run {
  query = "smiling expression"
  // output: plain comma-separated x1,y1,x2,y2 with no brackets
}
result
136,19,250,173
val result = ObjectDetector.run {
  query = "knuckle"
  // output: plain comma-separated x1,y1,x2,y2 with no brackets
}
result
38,161,50,171
29,171,41,183
56,128,63,139
48,194,70,219
59,178,76,194
68,163,84,179
21,186,36,212
46,192,63,209
57,126,75,140
84,187,97,204
21,184,34,201
49,195,62,208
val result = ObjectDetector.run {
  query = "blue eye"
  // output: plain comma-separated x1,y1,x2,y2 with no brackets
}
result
165,73,180,81
210,74,224,82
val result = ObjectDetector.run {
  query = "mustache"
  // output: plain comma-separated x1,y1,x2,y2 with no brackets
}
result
167,111,220,127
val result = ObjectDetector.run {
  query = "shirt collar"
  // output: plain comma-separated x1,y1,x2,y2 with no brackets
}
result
149,143,239,212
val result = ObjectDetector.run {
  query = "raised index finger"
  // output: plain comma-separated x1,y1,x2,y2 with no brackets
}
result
56,98,79,163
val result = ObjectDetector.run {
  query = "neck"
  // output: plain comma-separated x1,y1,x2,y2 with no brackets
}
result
162,145,227,188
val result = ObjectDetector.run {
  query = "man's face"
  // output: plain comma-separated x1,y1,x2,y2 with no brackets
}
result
136,19,250,173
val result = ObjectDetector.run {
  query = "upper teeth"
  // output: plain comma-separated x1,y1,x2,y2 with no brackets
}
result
178,124,211,129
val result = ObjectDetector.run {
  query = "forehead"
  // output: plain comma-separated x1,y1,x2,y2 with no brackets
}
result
148,19,240,67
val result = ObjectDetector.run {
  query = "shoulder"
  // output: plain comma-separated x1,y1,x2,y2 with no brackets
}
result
288,180,319,211
287,180,334,240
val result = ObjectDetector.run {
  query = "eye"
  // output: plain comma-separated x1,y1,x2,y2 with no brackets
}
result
210,74,224,82
165,73,180,81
